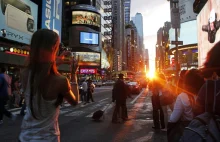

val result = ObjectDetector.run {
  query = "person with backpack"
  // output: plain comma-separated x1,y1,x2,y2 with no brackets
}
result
167,69,204,142
0,67,17,124
180,41,220,142
194,41,220,116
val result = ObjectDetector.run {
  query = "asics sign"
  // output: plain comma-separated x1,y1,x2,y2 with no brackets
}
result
42,0,62,39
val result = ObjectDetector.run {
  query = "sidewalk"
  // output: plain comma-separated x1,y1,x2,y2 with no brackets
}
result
123,90,170,142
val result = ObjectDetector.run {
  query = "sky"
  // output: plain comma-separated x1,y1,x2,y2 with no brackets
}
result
130,0,171,72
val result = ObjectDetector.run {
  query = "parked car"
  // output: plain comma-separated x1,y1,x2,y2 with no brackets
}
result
127,82,141,94
92,80,102,87
96,80,102,87
105,80,115,86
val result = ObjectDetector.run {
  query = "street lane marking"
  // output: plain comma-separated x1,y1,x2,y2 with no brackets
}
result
99,98,109,102
130,89,145,104
65,111,84,117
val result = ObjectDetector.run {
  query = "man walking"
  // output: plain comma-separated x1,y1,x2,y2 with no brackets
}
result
0,67,16,124
112,74,130,123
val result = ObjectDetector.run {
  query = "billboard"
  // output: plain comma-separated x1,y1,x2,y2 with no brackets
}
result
80,69,96,74
80,32,99,45
169,20,198,49
72,11,101,27
42,0,62,39
197,0,220,67
0,0,38,44
179,0,197,23
73,52,101,67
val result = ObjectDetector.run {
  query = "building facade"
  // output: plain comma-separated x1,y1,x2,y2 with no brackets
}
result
132,13,144,69
112,0,125,71
124,0,131,24
96,0,112,69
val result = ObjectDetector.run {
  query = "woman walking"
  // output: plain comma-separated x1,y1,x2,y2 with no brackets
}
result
19,29,78,142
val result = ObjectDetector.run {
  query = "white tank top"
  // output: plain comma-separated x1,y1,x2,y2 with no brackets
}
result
19,75,60,142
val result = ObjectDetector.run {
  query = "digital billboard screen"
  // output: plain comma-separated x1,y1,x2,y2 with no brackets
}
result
72,11,101,27
42,0,62,39
197,0,220,67
73,52,101,67
80,32,99,45
0,0,38,44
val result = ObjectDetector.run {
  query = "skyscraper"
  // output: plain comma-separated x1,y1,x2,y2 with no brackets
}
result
132,13,144,39
112,0,125,71
124,0,131,24
132,13,144,63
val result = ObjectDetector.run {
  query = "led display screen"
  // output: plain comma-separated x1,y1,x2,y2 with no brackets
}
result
80,32,99,45
72,11,101,27
72,52,101,67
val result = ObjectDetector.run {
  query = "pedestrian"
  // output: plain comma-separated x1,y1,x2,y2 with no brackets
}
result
194,41,220,116
167,69,204,142
86,79,95,103
81,79,88,103
19,29,78,142
149,73,166,130
0,67,16,125
12,78,21,107
112,73,130,123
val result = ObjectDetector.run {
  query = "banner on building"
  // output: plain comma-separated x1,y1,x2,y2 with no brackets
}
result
198,0,220,67
42,0,62,39
0,0,38,44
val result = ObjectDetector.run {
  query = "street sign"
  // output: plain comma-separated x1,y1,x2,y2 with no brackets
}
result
171,40,183,45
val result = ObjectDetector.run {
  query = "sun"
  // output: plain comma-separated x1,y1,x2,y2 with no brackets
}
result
147,70,155,79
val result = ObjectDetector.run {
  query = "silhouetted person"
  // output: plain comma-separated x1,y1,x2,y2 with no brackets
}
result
112,74,130,123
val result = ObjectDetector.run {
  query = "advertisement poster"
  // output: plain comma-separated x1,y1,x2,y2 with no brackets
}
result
73,52,101,67
42,0,62,39
80,69,96,74
197,0,220,67
179,0,197,23
72,11,101,27
0,0,38,44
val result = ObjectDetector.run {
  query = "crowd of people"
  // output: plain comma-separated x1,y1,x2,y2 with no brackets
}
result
149,41,220,141
1,29,220,141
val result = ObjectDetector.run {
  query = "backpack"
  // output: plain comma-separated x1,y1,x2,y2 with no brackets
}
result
180,80,220,142
92,110,104,121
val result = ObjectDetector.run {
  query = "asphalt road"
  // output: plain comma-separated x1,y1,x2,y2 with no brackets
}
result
0,86,169,142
